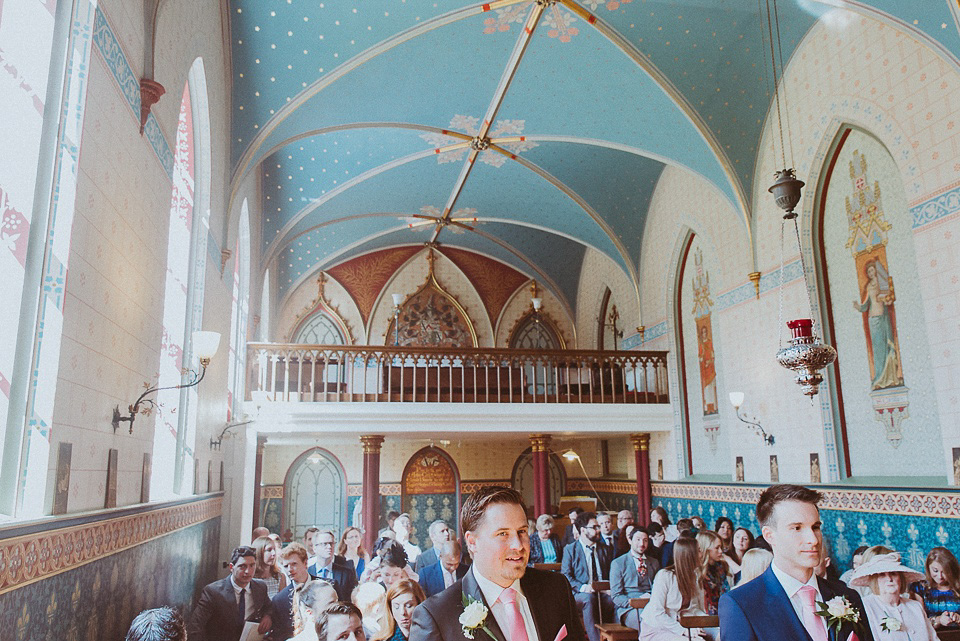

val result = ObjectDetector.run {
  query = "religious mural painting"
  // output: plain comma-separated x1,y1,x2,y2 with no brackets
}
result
810,453,821,484
691,247,720,451
953,448,960,487
402,448,459,546
769,455,779,483
735,456,744,482
844,150,910,445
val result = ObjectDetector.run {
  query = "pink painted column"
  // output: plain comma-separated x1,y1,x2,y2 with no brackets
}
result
530,434,551,517
360,435,385,553
632,434,652,524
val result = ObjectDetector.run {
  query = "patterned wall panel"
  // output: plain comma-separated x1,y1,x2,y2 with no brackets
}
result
651,482,960,573
0,496,221,641
326,247,422,326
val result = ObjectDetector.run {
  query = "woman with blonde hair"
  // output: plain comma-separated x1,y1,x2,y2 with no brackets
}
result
734,548,772,587
252,534,288,597
337,526,370,579
354,581,388,639
695,531,732,615
640,537,712,640
372,579,426,641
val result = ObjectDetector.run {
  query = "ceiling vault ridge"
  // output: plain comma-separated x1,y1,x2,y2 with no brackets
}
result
431,1,546,244
229,2,490,186
557,0,752,232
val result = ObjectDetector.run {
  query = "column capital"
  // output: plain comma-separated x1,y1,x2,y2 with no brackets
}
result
529,434,552,453
631,433,651,451
360,435,385,454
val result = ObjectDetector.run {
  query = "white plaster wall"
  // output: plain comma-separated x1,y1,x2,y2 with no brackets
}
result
576,249,639,350
50,0,233,511
495,279,574,348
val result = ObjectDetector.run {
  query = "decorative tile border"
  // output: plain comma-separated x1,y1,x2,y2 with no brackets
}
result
623,321,667,350
460,480,512,494
91,6,173,178
262,485,283,499
911,184,960,229
0,495,221,595
651,482,960,518
346,483,400,497
715,259,804,311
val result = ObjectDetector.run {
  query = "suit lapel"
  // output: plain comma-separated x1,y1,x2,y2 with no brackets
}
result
520,572,548,641
462,568,508,641
760,566,814,641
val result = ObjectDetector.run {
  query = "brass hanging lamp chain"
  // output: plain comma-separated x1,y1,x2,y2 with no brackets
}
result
764,0,787,170
771,0,795,168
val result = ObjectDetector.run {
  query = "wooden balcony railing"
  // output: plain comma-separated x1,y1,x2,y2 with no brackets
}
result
247,343,669,404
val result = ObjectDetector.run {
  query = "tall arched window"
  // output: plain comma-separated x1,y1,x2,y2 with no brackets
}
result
227,202,250,421
258,269,271,341
285,447,346,540
152,64,210,500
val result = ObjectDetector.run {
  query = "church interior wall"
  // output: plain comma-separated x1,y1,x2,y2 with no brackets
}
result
574,248,639,351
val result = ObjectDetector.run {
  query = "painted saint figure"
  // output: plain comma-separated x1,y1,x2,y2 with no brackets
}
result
853,258,903,390
696,320,718,414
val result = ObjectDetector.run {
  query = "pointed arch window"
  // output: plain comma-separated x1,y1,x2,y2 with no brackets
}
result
227,202,250,421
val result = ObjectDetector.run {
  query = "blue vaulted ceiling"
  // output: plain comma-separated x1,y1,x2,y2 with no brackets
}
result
229,0,960,308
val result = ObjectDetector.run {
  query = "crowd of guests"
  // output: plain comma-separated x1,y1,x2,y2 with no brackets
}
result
123,499,960,641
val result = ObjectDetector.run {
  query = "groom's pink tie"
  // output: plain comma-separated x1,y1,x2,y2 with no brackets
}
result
499,588,530,641
798,585,828,641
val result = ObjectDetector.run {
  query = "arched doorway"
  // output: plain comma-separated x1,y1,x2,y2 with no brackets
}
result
284,447,347,540
511,448,566,515
401,447,460,547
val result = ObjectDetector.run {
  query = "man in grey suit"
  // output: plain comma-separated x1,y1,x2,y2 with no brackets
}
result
415,519,453,573
561,512,613,641
188,546,273,641
411,486,586,641
609,527,659,631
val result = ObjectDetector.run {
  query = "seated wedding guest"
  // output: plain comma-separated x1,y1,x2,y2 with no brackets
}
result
646,522,666,564
270,533,284,549
562,511,614,641
854,545,895,596
563,507,585,546
617,510,635,533
651,507,679,543
393,514,422,566
255,535,289,598
338,527,370,580
189,545,273,641
529,514,563,565
661,519,694,569
310,530,359,602
729,528,754,568
839,545,869,586
361,537,399,584
690,516,707,533
734,548,773,587
696,531,732,615
418,540,468,597
273,543,319,641
305,527,321,569
316,602,367,641
640,537,711,641
852,552,937,641
254,526,271,539
380,544,412,591
714,518,734,555
372,580,426,641
354,582,387,639
414,520,453,573
290,581,339,641
610,526,660,631
126,607,186,641
910,546,960,629
598,512,622,556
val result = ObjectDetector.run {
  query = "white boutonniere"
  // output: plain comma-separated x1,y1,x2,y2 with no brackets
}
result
880,617,902,633
460,594,494,640
815,596,863,636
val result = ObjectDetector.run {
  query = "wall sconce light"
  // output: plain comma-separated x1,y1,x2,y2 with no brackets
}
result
391,293,403,346
113,331,221,434
728,391,775,446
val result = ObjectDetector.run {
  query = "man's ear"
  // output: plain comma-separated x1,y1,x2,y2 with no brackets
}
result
464,530,477,554
761,524,773,546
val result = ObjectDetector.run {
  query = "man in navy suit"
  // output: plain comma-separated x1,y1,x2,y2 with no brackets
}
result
719,484,874,641
188,546,272,641
419,540,469,597
561,511,613,641
309,529,359,602
271,542,317,641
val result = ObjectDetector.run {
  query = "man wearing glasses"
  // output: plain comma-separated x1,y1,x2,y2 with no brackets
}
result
309,530,359,601
561,512,613,641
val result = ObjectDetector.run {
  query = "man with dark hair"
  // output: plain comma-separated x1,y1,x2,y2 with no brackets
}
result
561,507,584,547
126,607,187,641
188,546,272,641
271,542,318,641
609,527,658,631
410,486,586,641
719,484,874,641
379,542,409,589
309,529,359,602
659,518,694,568
304,526,321,569
561,511,613,641
316,602,366,641
419,540,469,597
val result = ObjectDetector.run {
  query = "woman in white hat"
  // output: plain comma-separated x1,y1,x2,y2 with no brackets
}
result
850,552,937,640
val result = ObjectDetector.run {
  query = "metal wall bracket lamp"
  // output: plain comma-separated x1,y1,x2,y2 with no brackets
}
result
728,392,775,446
112,331,221,434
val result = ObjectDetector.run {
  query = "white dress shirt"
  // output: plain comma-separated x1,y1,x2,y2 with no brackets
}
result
771,560,823,624
578,540,601,591
230,576,255,621
442,565,457,589
473,568,540,641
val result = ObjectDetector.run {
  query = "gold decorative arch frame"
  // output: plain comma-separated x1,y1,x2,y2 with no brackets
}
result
288,272,354,344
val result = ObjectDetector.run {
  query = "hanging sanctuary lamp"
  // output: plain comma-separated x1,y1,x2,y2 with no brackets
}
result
762,0,837,396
